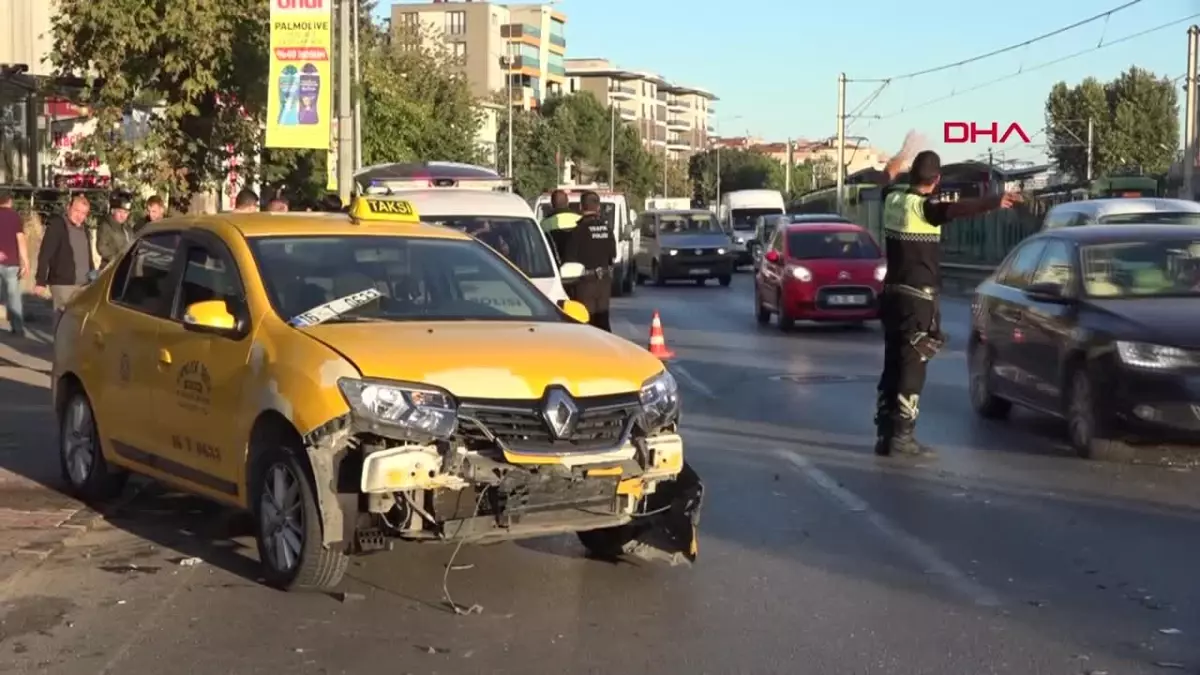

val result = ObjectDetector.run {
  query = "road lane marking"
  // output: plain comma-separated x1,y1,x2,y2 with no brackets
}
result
777,449,1003,608
668,362,717,400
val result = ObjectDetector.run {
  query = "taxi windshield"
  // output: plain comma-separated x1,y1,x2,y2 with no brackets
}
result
420,215,554,279
1080,239,1200,298
249,235,562,323
659,213,721,234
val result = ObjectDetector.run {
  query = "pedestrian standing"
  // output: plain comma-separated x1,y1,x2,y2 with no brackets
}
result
539,189,580,265
138,194,166,232
553,190,615,332
874,148,1021,458
35,193,95,314
0,191,30,337
95,191,136,267
233,189,260,213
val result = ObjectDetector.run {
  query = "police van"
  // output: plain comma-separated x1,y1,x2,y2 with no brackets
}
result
355,163,574,304
533,185,638,297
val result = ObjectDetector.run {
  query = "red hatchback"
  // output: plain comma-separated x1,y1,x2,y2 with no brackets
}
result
754,222,886,329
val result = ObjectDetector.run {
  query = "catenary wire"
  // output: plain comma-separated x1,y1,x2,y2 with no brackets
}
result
849,0,1144,83
869,14,1200,120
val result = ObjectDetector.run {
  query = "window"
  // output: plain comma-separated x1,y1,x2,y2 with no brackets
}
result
658,213,720,234
786,230,880,260
997,240,1046,289
110,232,181,316
518,43,539,61
174,243,243,320
1029,240,1075,291
1080,238,1200,298
452,42,466,60
769,229,784,253
549,19,564,38
1098,212,1200,226
418,215,554,279
445,11,466,36
249,236,560,322
639,214,655,237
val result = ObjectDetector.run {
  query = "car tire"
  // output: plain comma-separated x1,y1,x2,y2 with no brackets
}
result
59,388,128,502
755,290,771,325
252,438,349,591
968,344,1012,419
777,292,795,331
652,261,666,286
1066,366,1133,462
718,275,732,287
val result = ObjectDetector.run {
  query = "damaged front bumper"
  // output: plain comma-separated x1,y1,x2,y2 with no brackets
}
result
342,432,703,565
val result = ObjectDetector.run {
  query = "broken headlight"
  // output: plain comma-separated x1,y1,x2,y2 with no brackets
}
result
338,378,457,439
638,370,680,432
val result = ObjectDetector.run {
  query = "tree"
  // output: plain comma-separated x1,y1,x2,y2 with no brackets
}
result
497,107,561,198
1045,67,1179,180
51,0,269,210
663,159,692,200
687,148,784,203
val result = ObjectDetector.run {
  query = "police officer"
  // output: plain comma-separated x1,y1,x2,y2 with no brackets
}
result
539,189,580,265
875,149,1021,457
553,190,615,331
95,191,136,268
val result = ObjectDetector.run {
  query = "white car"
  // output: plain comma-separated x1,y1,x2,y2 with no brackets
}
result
1042,198,1200,229
385,188,573,304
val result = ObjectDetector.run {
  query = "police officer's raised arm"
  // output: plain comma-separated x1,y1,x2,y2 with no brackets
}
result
924,192,1022,225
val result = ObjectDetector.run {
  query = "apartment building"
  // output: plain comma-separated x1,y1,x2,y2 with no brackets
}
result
390,0,567,110
564,58,716,160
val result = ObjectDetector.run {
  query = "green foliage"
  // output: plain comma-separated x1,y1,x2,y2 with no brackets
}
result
1045,67,1180,180
496,107,561,198
51,0,269,205
687,148,784,202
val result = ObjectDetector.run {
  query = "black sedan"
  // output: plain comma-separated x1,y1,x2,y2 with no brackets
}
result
967,224,1200,459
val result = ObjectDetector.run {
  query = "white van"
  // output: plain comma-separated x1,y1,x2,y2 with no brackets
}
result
389,189,572,304
719,189,785,267
534,186,638,296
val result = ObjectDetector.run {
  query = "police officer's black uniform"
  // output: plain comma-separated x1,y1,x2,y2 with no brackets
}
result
874,185,954,457
552,210,616,331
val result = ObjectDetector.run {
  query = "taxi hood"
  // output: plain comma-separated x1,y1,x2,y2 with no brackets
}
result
300,321,665,399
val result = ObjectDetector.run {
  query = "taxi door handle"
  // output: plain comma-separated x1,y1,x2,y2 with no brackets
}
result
158,349,172,366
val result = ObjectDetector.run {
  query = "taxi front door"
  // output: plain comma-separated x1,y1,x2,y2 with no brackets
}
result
150,236,253,505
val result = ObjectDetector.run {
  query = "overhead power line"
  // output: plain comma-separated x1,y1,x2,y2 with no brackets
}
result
870,13,1200,120
849,0,1144,83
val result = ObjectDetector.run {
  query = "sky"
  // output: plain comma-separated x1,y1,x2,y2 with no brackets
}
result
382,0,1197,165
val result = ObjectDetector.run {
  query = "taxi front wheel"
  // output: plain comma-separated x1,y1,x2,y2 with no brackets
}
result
59,389,128,502
251,441,348,591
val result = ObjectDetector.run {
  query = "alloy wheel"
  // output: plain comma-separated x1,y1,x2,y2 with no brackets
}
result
62,396,96,487
260,463,305,575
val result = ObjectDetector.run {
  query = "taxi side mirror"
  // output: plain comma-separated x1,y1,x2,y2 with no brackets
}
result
182,300,241,336
559,262,585,281
559,299,591,324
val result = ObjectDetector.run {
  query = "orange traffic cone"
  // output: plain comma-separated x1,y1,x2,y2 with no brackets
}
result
647,311,675,360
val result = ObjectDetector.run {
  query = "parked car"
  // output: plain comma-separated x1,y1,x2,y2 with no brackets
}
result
967,224,1200,459
635,209,735,286
754,221,886,329
1041,198,1200,230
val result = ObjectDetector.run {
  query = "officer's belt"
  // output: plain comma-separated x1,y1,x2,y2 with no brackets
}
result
582,266,611,278
885,283,937,301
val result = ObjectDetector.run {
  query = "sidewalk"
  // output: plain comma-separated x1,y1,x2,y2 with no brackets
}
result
0,319,107,584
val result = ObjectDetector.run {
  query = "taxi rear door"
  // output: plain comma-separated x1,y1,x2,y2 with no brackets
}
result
149,231,255,504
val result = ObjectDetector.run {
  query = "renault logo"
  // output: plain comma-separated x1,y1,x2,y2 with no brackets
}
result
838,271,850,280
542,387,579,439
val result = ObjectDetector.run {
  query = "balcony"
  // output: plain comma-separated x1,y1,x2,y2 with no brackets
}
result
549,34,566,48
618,106,637,121
548,63,566,77
608,84,636,99
501,23,541,39
667,98,690,112
667,136,691,150
502,55,534,70
666,117,690,131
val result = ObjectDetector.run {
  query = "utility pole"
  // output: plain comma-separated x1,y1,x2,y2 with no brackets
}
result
715,146,721,205
1184,25,1198,200
506,42,514,180
987,147,995,191
352,0,362,172
608,104,616,187
1086,118,1095,181
835,73,847,214
784,138,792,194
662,146,669,198
336,0,353,204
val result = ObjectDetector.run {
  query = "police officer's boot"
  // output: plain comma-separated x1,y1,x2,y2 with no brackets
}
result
886,417,936,458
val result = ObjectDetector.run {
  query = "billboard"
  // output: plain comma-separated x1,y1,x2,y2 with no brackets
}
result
265,0,333,149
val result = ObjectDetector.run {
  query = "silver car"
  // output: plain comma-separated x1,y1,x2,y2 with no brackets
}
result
1042,198,1200,229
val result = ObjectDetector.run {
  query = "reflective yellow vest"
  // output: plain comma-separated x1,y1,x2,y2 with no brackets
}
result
882,191,941,243
540,211,580,233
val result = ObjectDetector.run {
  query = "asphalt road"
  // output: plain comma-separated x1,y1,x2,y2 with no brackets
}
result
2,272,1198,675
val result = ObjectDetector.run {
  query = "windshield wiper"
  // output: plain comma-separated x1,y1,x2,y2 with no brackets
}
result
288,288,384,328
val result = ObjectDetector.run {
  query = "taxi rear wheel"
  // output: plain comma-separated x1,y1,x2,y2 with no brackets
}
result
252,441,348,591
59,389,127,502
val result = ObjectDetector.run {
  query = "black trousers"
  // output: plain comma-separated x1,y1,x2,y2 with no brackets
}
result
568,273,612,332
875,290,940,438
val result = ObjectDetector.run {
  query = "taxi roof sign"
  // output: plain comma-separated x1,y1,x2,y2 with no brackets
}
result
349,196,421,224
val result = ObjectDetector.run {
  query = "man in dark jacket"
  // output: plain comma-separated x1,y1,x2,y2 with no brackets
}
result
35,194,95,313
96,191,136,267
554,191,616,331
540,190,580,265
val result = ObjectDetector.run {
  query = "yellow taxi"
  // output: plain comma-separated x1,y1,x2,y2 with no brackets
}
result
52,196,701,591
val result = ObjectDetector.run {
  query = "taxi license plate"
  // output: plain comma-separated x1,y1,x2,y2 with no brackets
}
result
689,268,710,275
829,294,866,306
